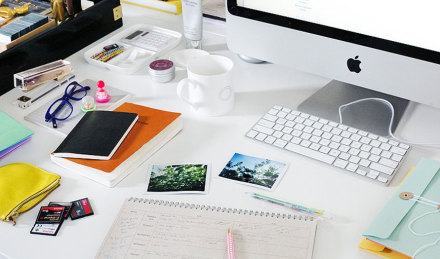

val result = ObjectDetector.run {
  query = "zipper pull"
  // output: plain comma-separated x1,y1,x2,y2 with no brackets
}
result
8,212,19,226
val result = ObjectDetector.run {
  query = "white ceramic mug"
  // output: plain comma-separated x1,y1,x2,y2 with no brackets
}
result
177,55,234,116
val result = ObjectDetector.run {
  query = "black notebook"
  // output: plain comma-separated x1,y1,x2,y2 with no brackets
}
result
53,111,138,160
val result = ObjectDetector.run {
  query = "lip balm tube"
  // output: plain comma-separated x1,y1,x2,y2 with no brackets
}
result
181,0,203,49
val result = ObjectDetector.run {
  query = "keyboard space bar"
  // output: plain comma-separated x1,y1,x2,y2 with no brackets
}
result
285,143,336,164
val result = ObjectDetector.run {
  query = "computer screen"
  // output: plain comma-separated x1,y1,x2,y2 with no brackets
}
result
239,0,439,54
227,0,440,135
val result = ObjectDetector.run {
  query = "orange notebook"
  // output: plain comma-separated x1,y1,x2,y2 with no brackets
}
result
51,103,182,187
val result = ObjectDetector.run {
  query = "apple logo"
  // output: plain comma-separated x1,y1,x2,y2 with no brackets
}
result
347,56,362,73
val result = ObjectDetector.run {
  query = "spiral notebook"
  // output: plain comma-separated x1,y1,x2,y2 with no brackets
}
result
96,198,317,259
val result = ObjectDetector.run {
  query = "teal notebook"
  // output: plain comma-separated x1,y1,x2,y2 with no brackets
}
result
0,111,33,156
363,158,440,259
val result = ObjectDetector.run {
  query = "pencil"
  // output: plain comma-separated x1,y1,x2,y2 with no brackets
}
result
227,228,234,259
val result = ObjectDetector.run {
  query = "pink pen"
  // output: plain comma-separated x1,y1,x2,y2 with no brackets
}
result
227,228,235,259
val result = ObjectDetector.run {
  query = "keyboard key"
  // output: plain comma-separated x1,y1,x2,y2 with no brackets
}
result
285,121,295,128
391,154,403,162
348,127,358,133
369,154,380,163
282,107,291,113
380,143,391,151
377,176,388,183
300,140,311,147
370,140,381,147
339,152,350,160
322,125,332,132
312,122,323,129
358,130,368,136
322,132,332,139
329,149,340,157
273,105,282,110
291,137,301,144
301,133,311,140
359,151,370,159
264,136,276,144
359,159,370,167
282,127,293,134
320,139,331,146
268,108,279,115
300,113,309,118
276,118,287,125
329,142,340,149
309,115,319,121
304,126,314,133
292,130,302,137
304,119,314,126
399,143,410,150
253,125,274,135
264,114,278,122
312,129,324,137
389,140,399,146
371,147,382,156
274,139,287,148
349,156,360,164
350,134,361,141
348,148,360,156
310,136,321,143
310,143,320,150
285,143,335,164
339,145,350,153
379,157,399,169
367,171,379,179
255,133,267,141
319,146,331,154
347,163,358,172
356,169,367,176
258,119,275,128
334,159,348,168
273,131,283,138
370,163,394,175
390,146,407,156
382,151,392,159
281,134,293,142
273,124,284,131
294,124,305,131
247,130,258,138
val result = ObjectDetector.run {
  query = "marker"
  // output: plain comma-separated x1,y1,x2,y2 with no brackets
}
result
248,192,330,219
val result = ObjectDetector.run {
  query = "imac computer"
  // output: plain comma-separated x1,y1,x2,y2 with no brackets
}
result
226,1,440,137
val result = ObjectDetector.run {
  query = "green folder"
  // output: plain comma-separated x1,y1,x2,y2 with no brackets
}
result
363,158,440,259
0,110,33,153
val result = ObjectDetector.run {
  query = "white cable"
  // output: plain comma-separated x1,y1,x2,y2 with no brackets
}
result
407,210,440,259
338,98,440,148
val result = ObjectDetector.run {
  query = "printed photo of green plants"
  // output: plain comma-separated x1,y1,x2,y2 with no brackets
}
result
147,164,209,193
219,153,287,190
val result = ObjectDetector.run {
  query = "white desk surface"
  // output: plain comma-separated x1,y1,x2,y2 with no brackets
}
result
2,4,440,259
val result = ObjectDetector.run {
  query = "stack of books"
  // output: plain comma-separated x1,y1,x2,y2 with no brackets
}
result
0,110,34,159
51,102,182,187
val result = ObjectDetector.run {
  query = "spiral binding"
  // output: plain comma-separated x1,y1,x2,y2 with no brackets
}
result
128,197,313,221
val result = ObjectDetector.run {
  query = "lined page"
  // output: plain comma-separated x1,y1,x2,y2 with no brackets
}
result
97,199,317,259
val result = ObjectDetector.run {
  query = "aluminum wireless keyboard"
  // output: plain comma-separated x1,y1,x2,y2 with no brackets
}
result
246,105,410,185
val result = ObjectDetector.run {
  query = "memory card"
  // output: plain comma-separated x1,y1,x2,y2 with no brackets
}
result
70,198,94,220
48,202,73,220
30,223,62,236
36,206,65,224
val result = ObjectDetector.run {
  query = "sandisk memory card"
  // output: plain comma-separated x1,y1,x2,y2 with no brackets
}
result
36,206,65,224
48,202,73,220
70,198,94,220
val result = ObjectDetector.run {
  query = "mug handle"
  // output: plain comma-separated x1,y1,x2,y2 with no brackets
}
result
177,78,199,110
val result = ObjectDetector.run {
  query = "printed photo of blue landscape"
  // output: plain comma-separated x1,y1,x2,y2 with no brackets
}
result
219,153,287,189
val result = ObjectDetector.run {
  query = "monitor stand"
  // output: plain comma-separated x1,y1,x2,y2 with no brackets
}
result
297,80,409,137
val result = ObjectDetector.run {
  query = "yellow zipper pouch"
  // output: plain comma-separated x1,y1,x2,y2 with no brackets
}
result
0,163,61,224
